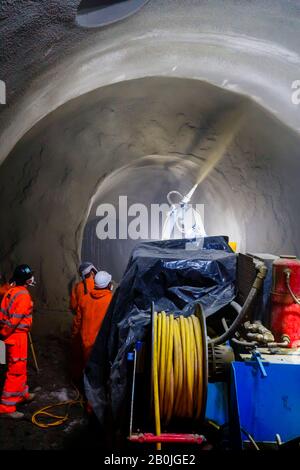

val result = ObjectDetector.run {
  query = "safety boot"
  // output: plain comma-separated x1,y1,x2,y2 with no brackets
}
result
0,411,24,419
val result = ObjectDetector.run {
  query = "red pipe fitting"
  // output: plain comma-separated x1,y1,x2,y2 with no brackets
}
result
128,433,205,444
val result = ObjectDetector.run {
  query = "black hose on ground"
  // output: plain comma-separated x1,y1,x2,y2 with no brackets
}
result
208,261,268,346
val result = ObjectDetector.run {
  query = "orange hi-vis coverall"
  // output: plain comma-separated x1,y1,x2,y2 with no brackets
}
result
0,286,33,413
72,288,112,367
70,276,95,313
70,276,95,381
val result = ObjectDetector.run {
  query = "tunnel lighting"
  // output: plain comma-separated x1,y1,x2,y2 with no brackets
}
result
76,0,150,28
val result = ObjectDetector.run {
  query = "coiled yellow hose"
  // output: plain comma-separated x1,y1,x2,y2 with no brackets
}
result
152,311,206,449
31,386,84,428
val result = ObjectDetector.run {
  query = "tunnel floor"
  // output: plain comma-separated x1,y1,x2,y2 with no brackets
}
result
0,333,101,450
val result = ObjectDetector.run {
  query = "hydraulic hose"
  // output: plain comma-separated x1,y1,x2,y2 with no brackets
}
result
152,311,207,449
266,338,290,348
222,312,289,348
209,262,268,346
285,269,300,305
221,317,257,347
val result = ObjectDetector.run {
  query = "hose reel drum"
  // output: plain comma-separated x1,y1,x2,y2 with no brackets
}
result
147,303,233,449
152,304,208,429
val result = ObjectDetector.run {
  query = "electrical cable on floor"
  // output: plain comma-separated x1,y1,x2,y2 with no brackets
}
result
241,427,260,450
207,419,221,431
152,311,206,450
31,384,85,429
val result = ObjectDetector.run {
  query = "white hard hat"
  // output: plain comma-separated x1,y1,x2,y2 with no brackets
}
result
95,271,112,289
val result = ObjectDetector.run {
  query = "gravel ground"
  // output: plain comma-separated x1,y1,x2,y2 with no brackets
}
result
0,333,102,450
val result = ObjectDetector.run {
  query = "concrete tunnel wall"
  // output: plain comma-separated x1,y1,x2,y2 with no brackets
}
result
0,0,300,333
1,76,300,312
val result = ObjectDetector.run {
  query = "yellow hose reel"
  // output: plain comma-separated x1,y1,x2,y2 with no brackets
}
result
151,304,208,449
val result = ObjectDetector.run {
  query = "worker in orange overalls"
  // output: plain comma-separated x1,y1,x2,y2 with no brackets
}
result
0,265,36,419
0,272,11,302
70,262,98,314
72,271,113,371
70,262,98,383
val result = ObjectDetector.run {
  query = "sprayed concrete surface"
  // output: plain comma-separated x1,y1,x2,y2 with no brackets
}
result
0,0,300,451
1,78,300,310
0,1,300,321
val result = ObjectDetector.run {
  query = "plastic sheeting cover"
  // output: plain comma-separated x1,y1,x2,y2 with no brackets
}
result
84,236,237,432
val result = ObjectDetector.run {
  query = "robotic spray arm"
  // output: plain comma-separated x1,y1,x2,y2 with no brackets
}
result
162,183,206,240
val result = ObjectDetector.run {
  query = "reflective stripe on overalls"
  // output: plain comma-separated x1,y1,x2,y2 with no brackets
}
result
0,289,31,413
0,290,28,331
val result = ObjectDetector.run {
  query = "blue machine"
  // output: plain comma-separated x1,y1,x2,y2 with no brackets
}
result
205,354,300,449
205,382,229,427
231,359,300,448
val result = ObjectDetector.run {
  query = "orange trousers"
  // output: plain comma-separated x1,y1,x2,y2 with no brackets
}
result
0,333,30,413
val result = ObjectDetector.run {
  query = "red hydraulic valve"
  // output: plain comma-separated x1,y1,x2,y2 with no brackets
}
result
128,433,205,444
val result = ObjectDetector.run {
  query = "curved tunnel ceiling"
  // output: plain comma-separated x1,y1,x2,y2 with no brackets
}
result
0,0,300,310
76,0,150,28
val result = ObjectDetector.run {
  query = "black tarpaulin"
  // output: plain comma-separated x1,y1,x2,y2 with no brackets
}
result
84,236,237,433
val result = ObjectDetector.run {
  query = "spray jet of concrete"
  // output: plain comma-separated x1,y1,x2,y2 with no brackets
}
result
162,103,248,240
